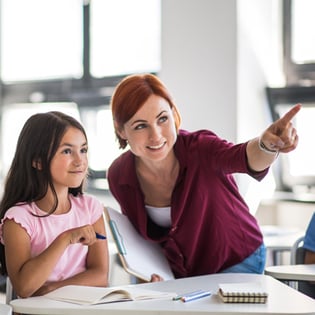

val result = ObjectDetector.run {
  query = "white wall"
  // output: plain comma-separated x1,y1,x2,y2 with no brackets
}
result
238,0,284,142
160,0,284,211
160,0,237,141
237,0,283,206
160,0,284,143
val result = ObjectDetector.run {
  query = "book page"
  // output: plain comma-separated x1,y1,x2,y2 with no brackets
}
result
44,285,176,305
104,206,175,282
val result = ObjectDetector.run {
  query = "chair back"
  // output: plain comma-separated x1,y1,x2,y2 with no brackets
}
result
290,235,305,264
5,277,16,304
290,235,315,298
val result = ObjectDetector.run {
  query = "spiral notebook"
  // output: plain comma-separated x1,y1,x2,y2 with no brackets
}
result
217,282,268,303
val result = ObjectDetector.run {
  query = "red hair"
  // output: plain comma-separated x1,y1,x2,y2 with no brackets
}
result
110,73,181,149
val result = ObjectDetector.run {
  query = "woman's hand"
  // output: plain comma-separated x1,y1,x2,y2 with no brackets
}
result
259,103,301,153
246,103,301,172
150,273,164,282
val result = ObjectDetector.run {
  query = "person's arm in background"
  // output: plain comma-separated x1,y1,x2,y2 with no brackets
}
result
246,103,301,172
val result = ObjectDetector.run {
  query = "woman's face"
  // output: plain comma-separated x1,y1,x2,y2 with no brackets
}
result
119,94,177,162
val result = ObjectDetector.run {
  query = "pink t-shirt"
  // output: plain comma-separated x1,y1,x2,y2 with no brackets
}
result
0,194,103,282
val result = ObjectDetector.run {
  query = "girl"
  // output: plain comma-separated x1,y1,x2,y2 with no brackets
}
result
0,111,109,298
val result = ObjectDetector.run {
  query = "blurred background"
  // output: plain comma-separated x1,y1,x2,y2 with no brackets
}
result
1,0,315,285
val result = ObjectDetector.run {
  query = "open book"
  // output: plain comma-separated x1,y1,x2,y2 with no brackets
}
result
44,285,177,305
104,206,175,282
217,282,268,303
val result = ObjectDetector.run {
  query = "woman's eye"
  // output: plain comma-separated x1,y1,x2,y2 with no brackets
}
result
134,124,146,130
81,147,88,153
159,116,168,123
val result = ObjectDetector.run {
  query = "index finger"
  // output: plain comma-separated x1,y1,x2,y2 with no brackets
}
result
279,103,302,123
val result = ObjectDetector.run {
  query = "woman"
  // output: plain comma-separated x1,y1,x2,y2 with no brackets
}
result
107,73,300,279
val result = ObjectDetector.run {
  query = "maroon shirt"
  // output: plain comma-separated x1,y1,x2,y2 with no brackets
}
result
108,129,266,278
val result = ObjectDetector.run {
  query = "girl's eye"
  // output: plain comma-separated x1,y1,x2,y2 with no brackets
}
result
81,147,88,153
63,148,72,154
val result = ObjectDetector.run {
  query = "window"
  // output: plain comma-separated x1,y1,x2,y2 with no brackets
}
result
90,0,161,78
0,102,81,176
0,0,161,186
283,0,315,85
266,86,315,198
275,104,315,188
265,1,315,199
1,0,83,82
0,0,161,82
80,106,127,189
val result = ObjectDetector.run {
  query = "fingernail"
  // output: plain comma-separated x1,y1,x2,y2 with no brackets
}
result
276,140,285,147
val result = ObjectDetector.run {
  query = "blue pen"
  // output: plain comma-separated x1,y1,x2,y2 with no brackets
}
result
181,290,211,302
95,232,107,240
173,290,204,301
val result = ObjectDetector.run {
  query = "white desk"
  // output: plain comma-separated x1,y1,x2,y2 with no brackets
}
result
10,273,315,315
261,225,304,265
0,303,12,315
265,264,315,281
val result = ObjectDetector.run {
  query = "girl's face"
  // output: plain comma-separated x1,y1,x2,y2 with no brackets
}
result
50,127,88,190
119,94,177,162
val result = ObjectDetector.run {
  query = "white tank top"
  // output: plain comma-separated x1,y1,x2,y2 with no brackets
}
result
145,205,171,228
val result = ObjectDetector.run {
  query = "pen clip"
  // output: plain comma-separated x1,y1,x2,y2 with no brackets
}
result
109,219,127,255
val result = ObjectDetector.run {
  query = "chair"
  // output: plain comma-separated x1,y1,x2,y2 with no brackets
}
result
290,235,305,264
5,277,16,305
290,235,315,298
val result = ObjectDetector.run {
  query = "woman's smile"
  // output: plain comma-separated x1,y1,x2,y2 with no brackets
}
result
146,141,166,150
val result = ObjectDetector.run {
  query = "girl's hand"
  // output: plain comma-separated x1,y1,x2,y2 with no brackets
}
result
67,225,97,245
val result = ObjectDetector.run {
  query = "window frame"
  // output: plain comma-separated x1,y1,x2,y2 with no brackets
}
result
0,0,159,186
0,2,127,109
283,0,315,85
0,1,159,109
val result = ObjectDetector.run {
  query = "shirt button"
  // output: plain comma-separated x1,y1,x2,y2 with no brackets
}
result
171,226,177,233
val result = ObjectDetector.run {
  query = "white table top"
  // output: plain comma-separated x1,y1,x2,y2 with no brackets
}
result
261,225,304,251
10,273,315,315
265,264,315,281
0,303,12,315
